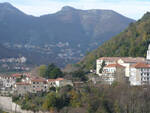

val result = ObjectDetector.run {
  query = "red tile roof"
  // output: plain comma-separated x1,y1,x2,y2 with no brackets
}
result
12,74,22,78
98,57,145,63
105,64,125,68
131,63,150,68
31,77,46,82
120,57,145,63
16,82,30,85
56,78,64,81
98,57,121,62
47,79,56,82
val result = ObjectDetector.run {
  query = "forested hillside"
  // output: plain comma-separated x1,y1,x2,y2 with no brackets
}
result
79,12,150,70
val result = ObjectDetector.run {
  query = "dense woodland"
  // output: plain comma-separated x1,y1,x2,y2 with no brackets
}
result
12,83,150,113
79,12,150,70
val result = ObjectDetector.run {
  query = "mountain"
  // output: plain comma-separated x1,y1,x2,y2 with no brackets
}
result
79,12,150,70
0,2,135,67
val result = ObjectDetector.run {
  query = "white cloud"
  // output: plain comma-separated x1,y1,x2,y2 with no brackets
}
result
0,0,150,20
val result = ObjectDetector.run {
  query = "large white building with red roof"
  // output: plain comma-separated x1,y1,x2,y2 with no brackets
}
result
96,57,145,76
96,44,150,85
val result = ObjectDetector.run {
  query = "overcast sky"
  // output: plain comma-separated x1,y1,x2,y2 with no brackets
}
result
0,0,150,20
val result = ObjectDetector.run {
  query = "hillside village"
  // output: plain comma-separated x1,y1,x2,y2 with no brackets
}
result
96,44,150,86
0,73,73,96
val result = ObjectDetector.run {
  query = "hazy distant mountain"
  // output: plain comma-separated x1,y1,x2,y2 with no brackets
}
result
0,3,135,67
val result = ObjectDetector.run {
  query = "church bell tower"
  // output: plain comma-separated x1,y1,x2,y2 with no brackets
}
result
147,44,150,60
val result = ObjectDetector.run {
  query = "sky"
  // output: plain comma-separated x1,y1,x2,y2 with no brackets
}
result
0,0,150,20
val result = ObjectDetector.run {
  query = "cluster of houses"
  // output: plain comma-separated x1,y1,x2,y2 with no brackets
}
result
96,44,150,86
0,73,73,95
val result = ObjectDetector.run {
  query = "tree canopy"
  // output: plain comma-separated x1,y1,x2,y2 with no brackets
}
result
38,63,63,79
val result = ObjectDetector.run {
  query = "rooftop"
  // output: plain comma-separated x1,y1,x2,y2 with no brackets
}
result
16,82,30,85
47,79,56,82
131,63,150,68
98,57,121,62
11,74,22,78
56,78,64,81
98,57,145,63
31,77,46,82
105,63,125,68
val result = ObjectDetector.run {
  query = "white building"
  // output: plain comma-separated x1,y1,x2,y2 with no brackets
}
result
96,44,150,86
130,63,150,86
96,57,121,75
96,57,145,77
102,64,125,84
117,57,145,77
0,75,16,88
129,44,150,86
55,78,73,87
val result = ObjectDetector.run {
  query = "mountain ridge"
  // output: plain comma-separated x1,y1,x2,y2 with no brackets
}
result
0,2,135,67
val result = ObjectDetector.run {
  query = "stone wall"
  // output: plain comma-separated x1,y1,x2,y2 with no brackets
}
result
0,96,48,113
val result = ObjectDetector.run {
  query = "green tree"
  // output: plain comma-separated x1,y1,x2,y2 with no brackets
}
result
72,69,88,81
99,61,105,73
42,92,57,111
45,64,63,79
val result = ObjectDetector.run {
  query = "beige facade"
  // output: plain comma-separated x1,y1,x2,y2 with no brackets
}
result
14,82,30,95
30,77,48,93
102,64,126,84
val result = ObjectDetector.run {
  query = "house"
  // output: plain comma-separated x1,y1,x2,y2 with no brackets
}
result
11,74,22,79
130,63,150,86
55,78,73,87
0,75,15,88
21,73,32,83
47,79,56,88
30,77,48,93
102,63,126,84
14,82,30,95
96,57,121,75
